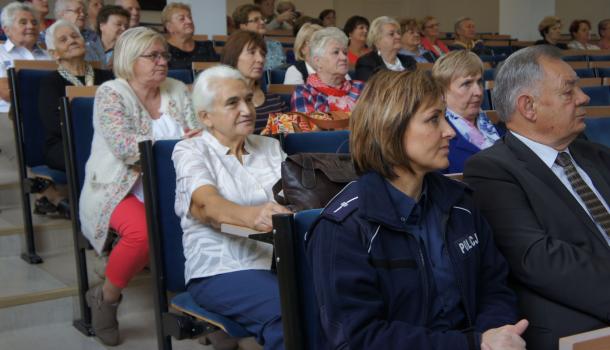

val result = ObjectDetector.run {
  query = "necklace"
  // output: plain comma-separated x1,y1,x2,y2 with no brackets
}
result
57,62,95,87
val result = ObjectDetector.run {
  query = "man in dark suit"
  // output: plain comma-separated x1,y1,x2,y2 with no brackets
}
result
464,45,610,350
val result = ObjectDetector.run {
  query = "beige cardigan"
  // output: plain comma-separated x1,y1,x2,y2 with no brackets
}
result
79,77,197,253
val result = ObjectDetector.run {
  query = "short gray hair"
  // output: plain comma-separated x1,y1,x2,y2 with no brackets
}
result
113,26,166,80
54,0,84,18
1,2,37,31
309,27,348,61
454,16,472,34
367,16,399,48
192,65,247,114
493,45,562,122
45,19,83,50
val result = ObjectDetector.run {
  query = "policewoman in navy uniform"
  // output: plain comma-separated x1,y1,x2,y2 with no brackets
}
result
306,69,528,350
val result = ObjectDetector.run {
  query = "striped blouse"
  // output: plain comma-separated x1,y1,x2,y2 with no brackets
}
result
255,93,289,133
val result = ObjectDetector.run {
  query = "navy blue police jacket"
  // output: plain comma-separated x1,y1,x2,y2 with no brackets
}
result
305,171,518,350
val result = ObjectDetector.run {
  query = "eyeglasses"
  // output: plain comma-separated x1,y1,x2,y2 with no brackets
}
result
425,23,440,28
139,52,172,62
246,16,265,24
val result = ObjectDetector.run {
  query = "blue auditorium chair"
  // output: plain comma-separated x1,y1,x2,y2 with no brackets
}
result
280,130,350,155
286,49,296,64
588,55,610,62
574,68,596,78
139,140,251,350
167,69,194,84
272,209,323,350
483,68,495,81
562,55,587,62
585,116,610,148
597,67,610,78
8,65,63,264
269,68,287,84
581,86,610,106
482,89,493,110
60,94,97,336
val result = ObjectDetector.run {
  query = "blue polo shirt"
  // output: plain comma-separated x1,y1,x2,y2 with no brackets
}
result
385,179,466,331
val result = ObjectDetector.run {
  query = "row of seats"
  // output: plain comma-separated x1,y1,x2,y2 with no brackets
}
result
58,85,351,348
9,59,610,349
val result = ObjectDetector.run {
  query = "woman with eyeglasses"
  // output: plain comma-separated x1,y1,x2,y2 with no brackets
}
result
232,4,286,70
420,16,449,60
79,27,200,346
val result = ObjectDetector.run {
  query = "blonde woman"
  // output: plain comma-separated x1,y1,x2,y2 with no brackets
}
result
80,27,198,345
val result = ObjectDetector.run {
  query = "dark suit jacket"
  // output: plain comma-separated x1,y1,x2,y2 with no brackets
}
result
354,51,416,82
463,133,610,350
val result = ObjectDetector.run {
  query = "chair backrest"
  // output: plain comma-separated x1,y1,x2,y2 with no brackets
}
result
577,77,603,87
598,68,610,78
269,68,287,84
192,61,220,74
66,85,98,100
281,130,350,155
67,97,96,191
140,139,186,293
267,84,296,95
575,68,596,78
582,86,610,106
562,55,587,62
9,65,56,167
584,106,610,148
591,61,610,69
192,34,209,42
568,61,589,69
168,69,194,84
481,89,492,110
273,209,323,350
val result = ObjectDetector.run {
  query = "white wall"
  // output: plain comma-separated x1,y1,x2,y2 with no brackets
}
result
499,0,554,41
169,0,227,35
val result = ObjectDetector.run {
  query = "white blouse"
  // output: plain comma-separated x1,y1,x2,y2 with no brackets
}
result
173,130,286,283
131,113,184,202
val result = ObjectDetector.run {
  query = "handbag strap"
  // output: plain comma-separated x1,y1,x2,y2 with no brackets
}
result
301,154,317,189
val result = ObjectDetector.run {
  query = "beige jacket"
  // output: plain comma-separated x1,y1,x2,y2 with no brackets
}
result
79,77,197,253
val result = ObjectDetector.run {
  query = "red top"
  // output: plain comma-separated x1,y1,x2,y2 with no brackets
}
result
348,48,371,65
421,37,449,58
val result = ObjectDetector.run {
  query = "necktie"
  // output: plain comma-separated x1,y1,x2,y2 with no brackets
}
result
555,152,610,238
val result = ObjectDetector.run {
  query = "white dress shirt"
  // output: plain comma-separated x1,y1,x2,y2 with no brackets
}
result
512,131,610,245
0,39,50,112
173,130,286,283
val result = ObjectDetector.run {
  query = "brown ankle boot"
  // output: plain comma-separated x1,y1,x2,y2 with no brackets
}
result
86,285,121,346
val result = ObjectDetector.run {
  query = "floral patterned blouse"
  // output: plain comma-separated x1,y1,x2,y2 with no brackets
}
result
79,77,197,253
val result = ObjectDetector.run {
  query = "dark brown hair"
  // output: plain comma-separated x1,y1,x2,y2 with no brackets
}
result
569,19,591,39
96,5,130,35
220,30,267,68
232,4,262,28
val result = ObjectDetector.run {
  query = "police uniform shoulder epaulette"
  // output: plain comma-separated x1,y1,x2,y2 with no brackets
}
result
321,181,360,223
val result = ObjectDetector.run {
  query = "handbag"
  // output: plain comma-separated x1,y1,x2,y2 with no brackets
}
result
273,153,358,211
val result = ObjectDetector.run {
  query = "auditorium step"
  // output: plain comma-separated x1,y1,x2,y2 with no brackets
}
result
0,280,212,350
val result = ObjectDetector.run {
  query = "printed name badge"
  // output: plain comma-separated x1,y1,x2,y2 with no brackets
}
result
454,233,479,256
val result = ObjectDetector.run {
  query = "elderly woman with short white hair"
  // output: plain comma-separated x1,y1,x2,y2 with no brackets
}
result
80,26,197,346
53,0,105,62
36,20,113,217
355,15,416,81
172,64,290,350
283,22,323,84
291,26,364,113
0,2,49,112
